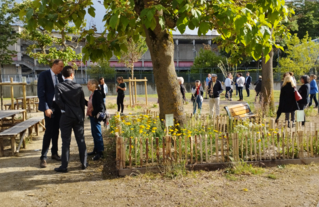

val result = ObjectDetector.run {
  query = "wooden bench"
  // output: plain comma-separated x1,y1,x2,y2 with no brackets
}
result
224,103,255,119
4,102,22,110
0,117,45,156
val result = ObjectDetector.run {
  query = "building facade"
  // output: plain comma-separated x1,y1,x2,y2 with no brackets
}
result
2,26,220,83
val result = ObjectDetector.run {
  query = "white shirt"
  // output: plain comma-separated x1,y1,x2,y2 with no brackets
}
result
102,83,108,95
236,76,245,87
225,78,232,87
50,69,59,101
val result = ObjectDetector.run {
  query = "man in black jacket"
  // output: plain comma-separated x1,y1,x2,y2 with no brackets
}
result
54,66,88,172
245,72,252,97
208,74,223,117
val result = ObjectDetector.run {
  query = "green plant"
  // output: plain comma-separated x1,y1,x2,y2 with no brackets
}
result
106,103,117,109
152,104,158,108
227,161,265,176
267,174,277,180
162,161,187,179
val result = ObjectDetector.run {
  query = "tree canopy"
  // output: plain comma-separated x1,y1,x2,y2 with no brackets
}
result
191,44,225,73
87,60,116,80
18,0,292,64
279,33,319,76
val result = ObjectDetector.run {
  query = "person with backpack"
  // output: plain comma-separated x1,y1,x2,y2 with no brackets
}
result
254,76,262,103
99,77,108,104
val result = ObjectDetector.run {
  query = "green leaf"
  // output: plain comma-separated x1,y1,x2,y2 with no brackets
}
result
150,17,157,30
252,44,262,60
177,24,186,34
234,15,247,30
88,6,95,18
120,16,130,30
19,9,26,20
264,54,270,63
199,22,210,35
26,8,34,20
188,21,195,30
176,0,184,4
179,4,190,13
109,15,119,29
147,8,156,20
120,44,128,53
133,34,139,42
75,18,82,28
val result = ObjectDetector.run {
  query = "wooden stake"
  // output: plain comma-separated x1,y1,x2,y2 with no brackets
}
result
146,138,149,165
215,133,219,162
210,135,213,163
282,132,285,160
128,78,132,107
135,137,138,167
140,137,143,167
258,133,261,161
134,77,137,104
254,133,257,161
185,136,188,163
163,137,166,164
221,134,224,162
129,138,132,168
245,134,248,161
306,131,309,158
227,133,230,161
277,133,280,159
174,137,177,162
195,135,198,164
262,133,265,160
156,137,159,164
151,137,154,165
292,132,295,159
250,132,253,161
179,136,182,162
205,134,208,163
190,136,193,164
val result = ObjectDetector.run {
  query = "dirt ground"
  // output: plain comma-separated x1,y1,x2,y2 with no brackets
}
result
1,97,319,207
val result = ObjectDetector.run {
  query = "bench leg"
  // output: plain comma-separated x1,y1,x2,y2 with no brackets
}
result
11,136,16,155
17,130,27,152
35,124,39,136
11,115,15,125
0,138,3,157
42,119,45,131
28,126,33,141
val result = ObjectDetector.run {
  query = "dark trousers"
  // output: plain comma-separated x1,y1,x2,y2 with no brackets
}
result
117,94,125,113
236,85,239,95
225,87,232,99
90,116,104,153
299,103,307,126
60,114,87,169
309,94,318,107
238,87,243,100
40,102,61,160
246,84,250,97
285,112,295,121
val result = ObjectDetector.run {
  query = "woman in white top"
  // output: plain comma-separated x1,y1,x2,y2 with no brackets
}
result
225,73,233,101
236,73,245,101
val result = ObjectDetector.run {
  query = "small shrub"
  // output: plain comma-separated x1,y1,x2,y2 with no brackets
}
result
267,174,277,180
227,160,265,176
106,103,117,109
152,104,158,108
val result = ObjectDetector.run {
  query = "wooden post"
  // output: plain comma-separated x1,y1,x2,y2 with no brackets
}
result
11,136,16,155
215,134,219,162
245,134,248,161
282,132,285,160
134,77,137,104
120,137,125,169
199,135,203,163
129,138,132,168
277,133,280,159
128,78,132,107
250,132,253,161
0,138,3,157
190,136,193,164
254,133,257,161
292,132,295,159
135,137,138,167
298,131,303,158
185,136,188,163
179,136,182,162
163,137,166,164
22,85,27,117
210,135,213,162
140,137,143,167
194,135,198,164
146,138,149,165
10,78,14,110
221,134,224,162
144,77,148,106
151,137,154,165
205,134,208,163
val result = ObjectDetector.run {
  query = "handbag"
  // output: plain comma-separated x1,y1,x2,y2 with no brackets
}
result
294,89,302,101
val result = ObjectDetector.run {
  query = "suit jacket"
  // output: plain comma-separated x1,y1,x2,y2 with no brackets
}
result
91,90,105,117
245,76,252,85
38,69,64,112
208,80,223,98
55,80,86,122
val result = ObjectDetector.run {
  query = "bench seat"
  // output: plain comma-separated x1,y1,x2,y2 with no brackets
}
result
224,103,255,119
0,117,44,156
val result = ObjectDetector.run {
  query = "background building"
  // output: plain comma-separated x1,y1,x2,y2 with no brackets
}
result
2,25,220,83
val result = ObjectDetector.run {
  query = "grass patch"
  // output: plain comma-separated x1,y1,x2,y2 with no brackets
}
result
225,174,238,181
267,174,277,180
106,103,117,109
225,161,265,176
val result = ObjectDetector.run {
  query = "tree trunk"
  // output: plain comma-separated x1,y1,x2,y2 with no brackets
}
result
261,49,275,112
131,65,135,106
0,64,3,110
144,29,186,125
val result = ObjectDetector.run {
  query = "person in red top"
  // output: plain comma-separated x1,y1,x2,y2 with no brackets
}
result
191,80,204,116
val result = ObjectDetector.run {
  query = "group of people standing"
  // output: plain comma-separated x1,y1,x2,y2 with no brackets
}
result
276,73,318,127
37,59,127,172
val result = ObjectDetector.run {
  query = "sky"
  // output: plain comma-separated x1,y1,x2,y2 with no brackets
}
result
13,0,209,35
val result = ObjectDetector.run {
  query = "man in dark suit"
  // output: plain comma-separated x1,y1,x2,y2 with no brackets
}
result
245,72,252,97
38,59,64,168
54,66,87,172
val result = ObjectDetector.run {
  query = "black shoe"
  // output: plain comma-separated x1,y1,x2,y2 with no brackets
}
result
54,166,68,173
92,153,103,161
88,151,96,156
82,163,88,170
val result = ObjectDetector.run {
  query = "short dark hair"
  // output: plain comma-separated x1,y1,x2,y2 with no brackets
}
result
238,73,242,76
99,77,104,83
117,77,123,82
301,75,309,84
62,66,74,78
52,59,63,65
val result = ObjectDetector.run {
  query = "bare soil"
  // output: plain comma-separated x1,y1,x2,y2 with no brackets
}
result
1,98,319,207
